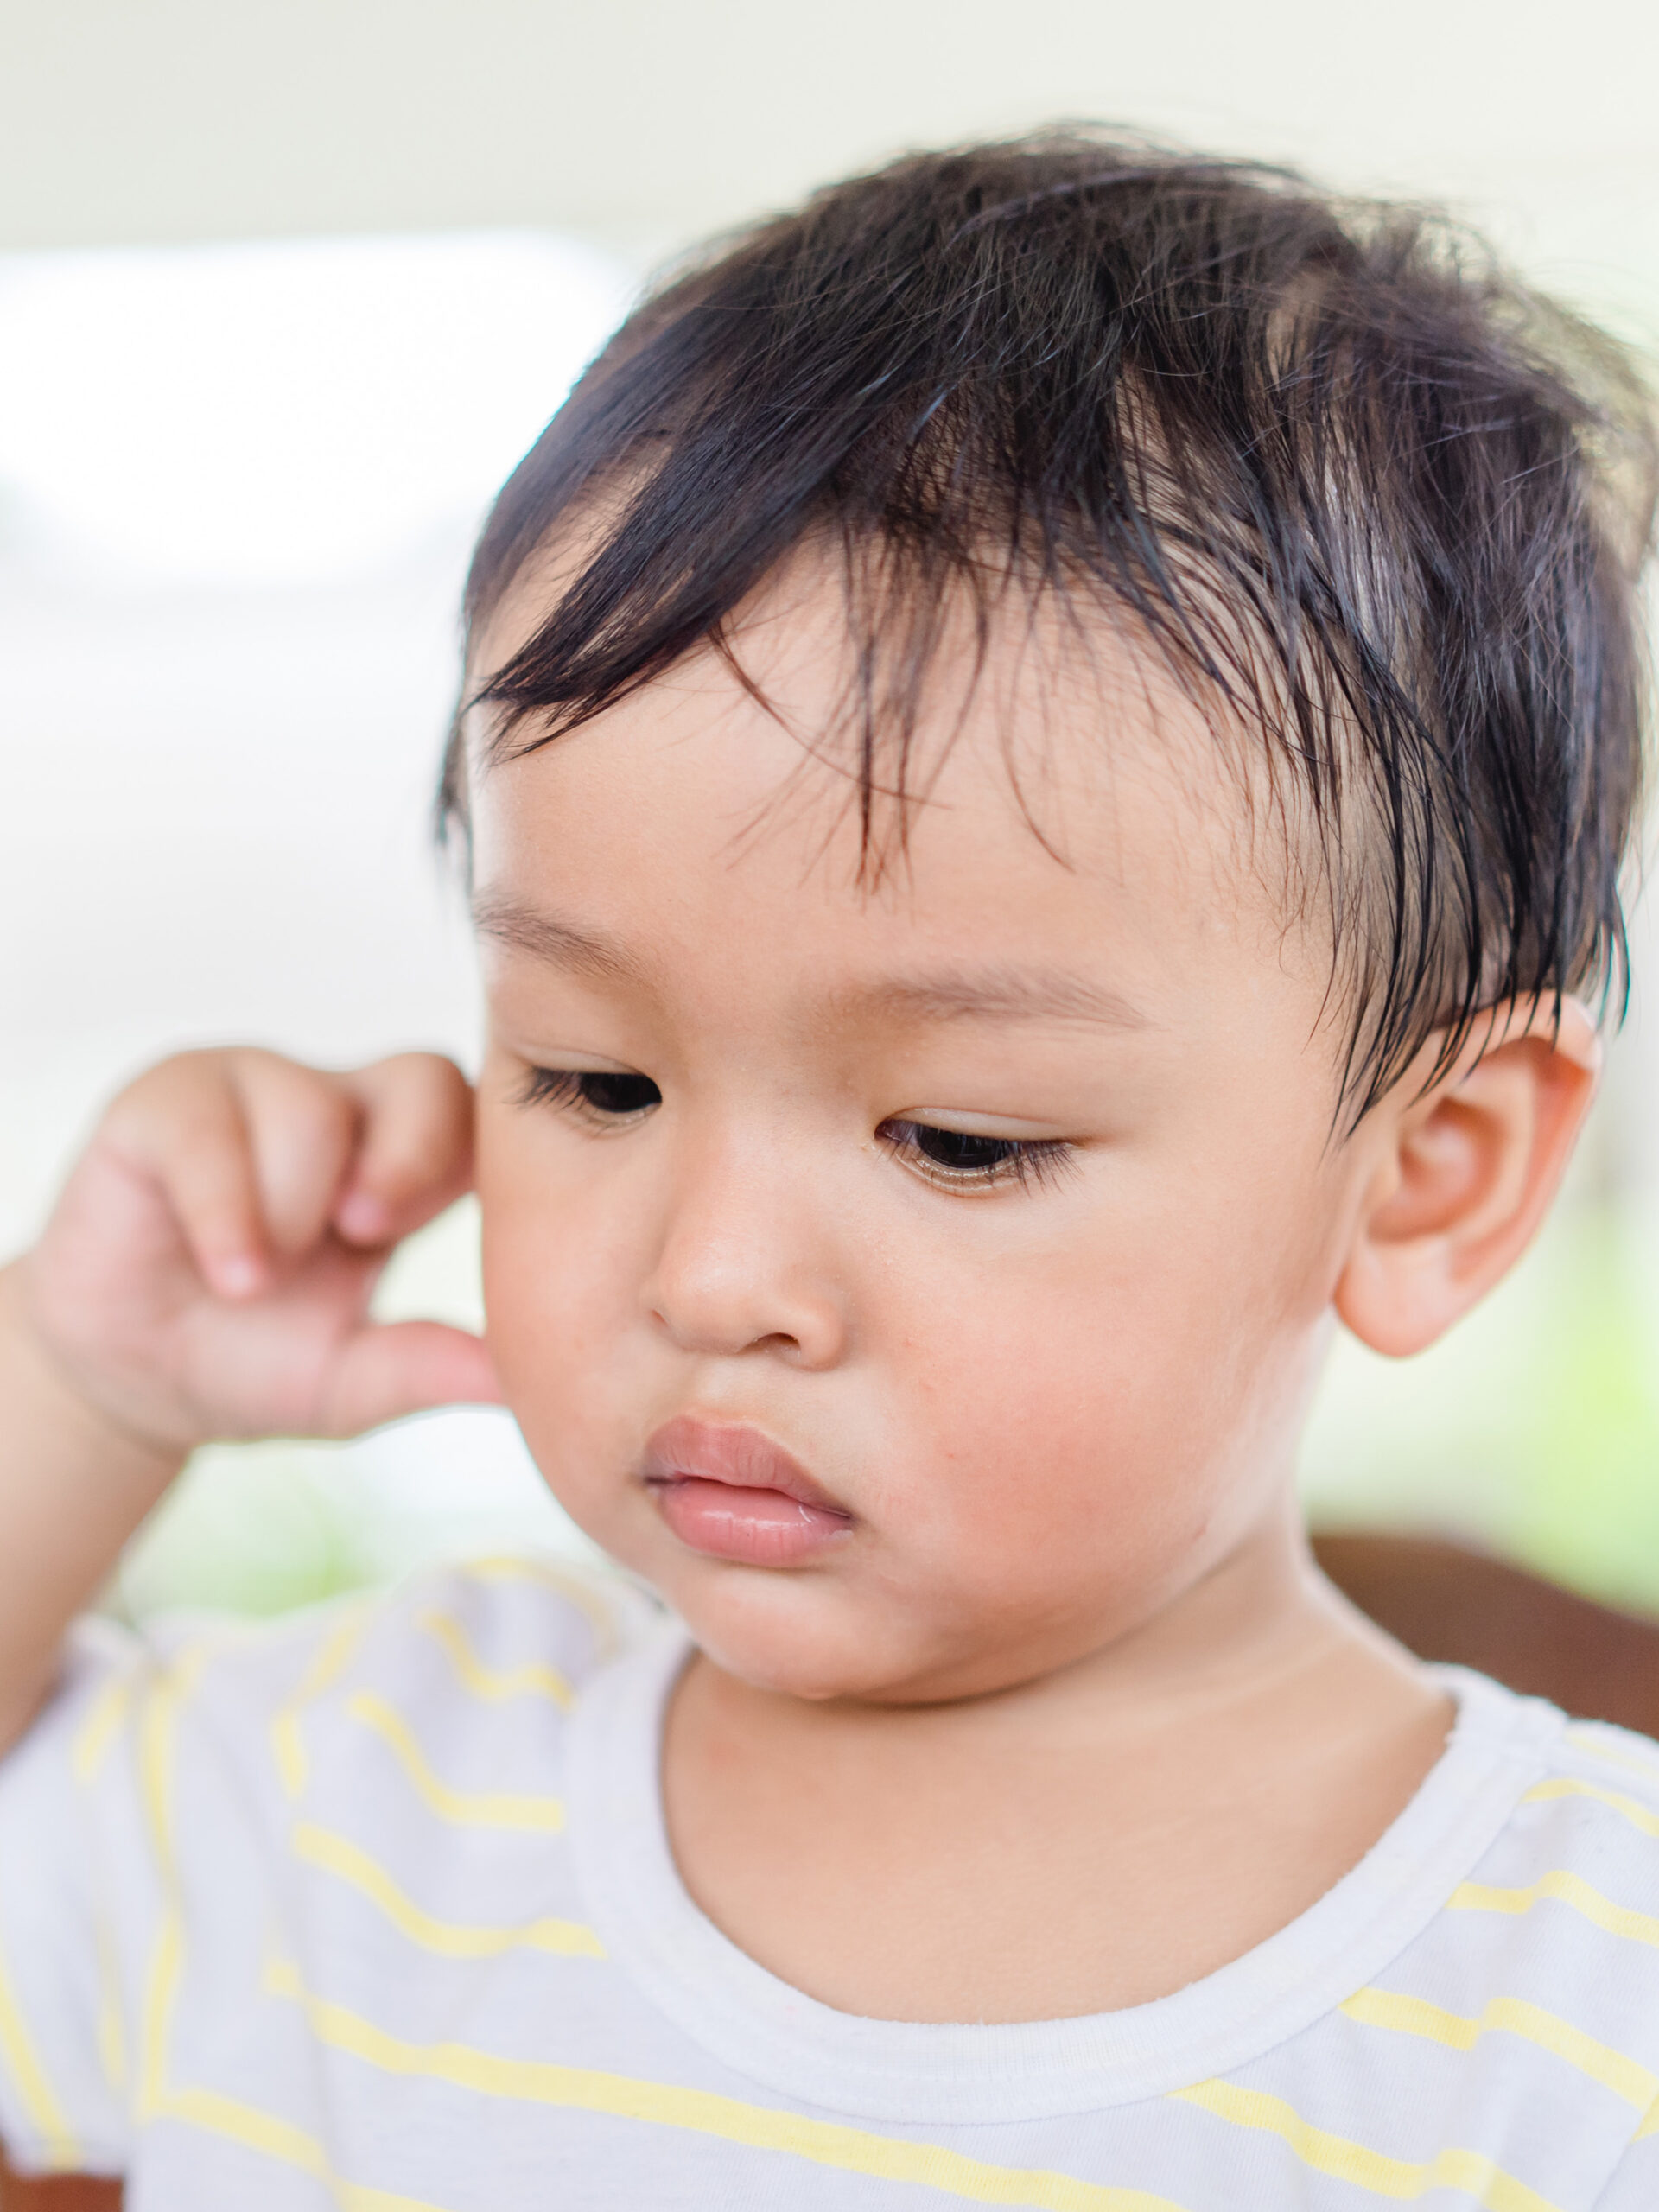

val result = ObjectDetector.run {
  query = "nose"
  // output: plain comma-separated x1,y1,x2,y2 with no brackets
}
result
641,1131,849,1370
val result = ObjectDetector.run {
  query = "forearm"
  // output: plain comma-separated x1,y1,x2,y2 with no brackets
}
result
0,1262,184,1755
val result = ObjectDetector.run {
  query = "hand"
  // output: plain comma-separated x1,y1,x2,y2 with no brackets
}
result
18,1048,502,1454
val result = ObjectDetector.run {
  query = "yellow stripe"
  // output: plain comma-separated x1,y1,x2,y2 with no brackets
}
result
461,1557,625,1656
124,1637,441,2209
346,1693,565,1833
73,1662,138,2098
1523,1777,1659,1839
67,1657,143,2111
292,1824,604,1960
150,2081,453,2210
1172,2080,1557,2210
136,1651,205,2120
1449,1870,1659,1949
137,1913,185,2123
1562,1728,1659,1783
1341,1987,1656,2111
156,2080,322,2174
273,1603,375,1800
94,1914,128,2095
1637,2096,1659,2140
263,1958,1185,2211
0,1905,80,2170
72,1671,135,1785
418,1611,574,1711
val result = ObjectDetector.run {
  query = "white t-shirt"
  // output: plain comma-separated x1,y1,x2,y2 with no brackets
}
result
2,1558,1659,2210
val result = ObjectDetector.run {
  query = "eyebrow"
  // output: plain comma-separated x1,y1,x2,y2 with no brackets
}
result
842,967,1148,1032
478,894,1146,1033
471,894,647,986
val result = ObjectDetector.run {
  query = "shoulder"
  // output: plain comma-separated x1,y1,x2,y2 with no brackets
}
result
1491,1704,1659,1878
1431,1665,1659,1872
1546,1713,1659,1805
182,1548,653,1699
1304,1675,1659,2181
46,1554,664,1840
1450,1663,1659,1843
320,1554,658,1785
1418,1675,1659,2046
321,1551,660,1715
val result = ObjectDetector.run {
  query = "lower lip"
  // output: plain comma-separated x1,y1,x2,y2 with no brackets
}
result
646,1477,853,1567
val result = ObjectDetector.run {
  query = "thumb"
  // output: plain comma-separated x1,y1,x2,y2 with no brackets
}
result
317,1321,505,1439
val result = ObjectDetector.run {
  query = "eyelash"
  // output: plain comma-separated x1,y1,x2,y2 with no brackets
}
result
875,1119,1077,1194
514,1066,664,1122
515,1070,1077,1194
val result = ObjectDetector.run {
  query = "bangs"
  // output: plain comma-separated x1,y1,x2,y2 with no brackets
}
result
443,132,1655,1121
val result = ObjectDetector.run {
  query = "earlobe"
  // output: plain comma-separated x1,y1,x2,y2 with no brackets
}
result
1334,999,1602,1359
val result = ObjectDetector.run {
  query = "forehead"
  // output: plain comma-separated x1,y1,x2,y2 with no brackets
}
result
463,550,1306,1004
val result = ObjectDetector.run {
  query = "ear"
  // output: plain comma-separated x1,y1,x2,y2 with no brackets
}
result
1334,998,1602,1359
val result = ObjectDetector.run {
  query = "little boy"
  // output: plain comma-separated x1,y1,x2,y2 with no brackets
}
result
1,134,1656,2209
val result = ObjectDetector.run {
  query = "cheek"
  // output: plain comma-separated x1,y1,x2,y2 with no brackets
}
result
475,1112,652,1491
884,1275,1220,1604
877,1166,1325,1605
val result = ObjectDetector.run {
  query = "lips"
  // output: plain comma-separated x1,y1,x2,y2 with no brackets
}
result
641,1416,853,1567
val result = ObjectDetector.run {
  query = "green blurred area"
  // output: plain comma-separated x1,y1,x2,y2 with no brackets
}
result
1300,1190,1659,1615
111,1146,1659,1628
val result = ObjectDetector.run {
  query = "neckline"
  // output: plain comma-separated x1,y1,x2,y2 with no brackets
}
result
566,1616,1565,2124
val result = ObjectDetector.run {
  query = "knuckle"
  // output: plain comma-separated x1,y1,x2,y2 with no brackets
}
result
367,1058,471,1173
105,1052,240,1154
385,1051,469,1112
245,1059,356,1151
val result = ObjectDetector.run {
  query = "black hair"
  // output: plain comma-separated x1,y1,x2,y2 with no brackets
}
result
443,130,1656,1118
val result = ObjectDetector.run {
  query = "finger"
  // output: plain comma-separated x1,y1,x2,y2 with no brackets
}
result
331,1055,475,1248
101,1054,271,1299
226,1050,363,1263
317,1320,503,1437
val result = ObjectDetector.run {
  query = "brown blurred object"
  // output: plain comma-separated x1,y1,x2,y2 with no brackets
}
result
1313,1531,1659,1738
0,2171,119,2211
3,1532,1655,2211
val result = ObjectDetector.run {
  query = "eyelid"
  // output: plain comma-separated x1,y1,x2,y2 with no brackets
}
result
887,1109,1069,1140
506,1046,641,1078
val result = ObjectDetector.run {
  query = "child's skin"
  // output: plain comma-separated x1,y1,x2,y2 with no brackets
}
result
0,555,1602,2028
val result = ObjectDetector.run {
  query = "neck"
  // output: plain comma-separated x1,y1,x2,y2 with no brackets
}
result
663,1495,1452,2024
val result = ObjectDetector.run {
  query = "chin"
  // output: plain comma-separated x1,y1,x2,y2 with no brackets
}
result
670,1573,921,1702
685,1580,1028,1707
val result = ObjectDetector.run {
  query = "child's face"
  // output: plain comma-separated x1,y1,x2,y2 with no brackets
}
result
468,563,1370,1704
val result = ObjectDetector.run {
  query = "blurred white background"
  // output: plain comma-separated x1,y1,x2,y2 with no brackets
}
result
2,0,1657,1614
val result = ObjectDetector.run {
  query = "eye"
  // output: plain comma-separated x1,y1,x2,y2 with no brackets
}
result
877,1118,1076,1193
517,1066,662,1122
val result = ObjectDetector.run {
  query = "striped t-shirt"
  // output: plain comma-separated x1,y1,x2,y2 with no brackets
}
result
2,1558,1659,2209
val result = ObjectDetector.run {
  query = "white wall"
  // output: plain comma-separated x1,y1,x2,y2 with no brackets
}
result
0,228,635,1253
1,0,1656,332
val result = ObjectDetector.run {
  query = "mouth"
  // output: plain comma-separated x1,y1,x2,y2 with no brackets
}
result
640,1415,854,1567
